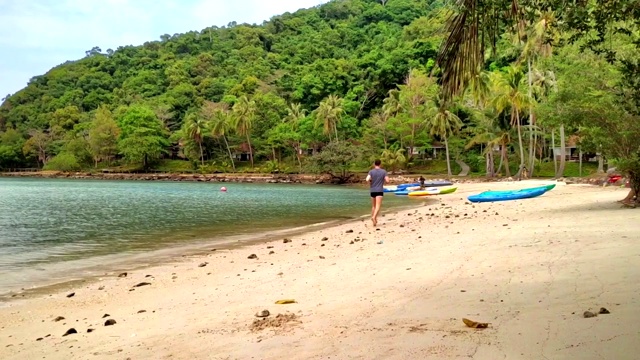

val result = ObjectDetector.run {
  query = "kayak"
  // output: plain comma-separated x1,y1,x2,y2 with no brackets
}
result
396,183,420,190
467,184,555,203
408,187,441,197
424,180,454,187
438,186,458,195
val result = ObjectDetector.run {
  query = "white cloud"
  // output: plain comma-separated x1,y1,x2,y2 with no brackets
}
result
0,0,328,97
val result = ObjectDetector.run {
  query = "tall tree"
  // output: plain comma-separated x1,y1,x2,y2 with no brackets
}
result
181,113,208,165
23,130,51,167
396,69,438,160
315,95,344,142
233,95,256,168
88,105,120,167
117,105,169,169
518,11,556,176
284,103,307,171
203,101,235,171
490,66,533,179
427,95,464,177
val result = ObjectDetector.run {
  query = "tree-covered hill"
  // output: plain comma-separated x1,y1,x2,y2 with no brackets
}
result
0,0,638,195
0,0,453,172
1,0,442,134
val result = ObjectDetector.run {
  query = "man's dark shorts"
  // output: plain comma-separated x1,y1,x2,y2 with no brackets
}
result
370,192,384,198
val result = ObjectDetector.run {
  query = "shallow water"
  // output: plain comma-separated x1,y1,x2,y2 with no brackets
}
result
0,178,410,293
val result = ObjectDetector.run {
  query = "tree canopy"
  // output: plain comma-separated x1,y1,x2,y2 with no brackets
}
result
0,0,638,194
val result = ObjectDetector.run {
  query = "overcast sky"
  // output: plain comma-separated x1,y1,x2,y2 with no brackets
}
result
0,0,328,98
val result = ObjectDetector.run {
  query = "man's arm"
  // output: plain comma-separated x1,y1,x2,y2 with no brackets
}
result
384,171,390,184
365,173,372,182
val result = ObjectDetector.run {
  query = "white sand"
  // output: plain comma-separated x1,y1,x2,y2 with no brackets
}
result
1,182,638,360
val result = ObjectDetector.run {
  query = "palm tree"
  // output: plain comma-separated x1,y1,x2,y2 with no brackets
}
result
233,96,256,168
490,66,533,179
315,95,344,142
466,109,496,177
518,11,556,176
285,103,306,172
427,95,464,177
381,147,407,174
382,89,402,118
183,113,208,165
208,105,236,172
369,110,392,149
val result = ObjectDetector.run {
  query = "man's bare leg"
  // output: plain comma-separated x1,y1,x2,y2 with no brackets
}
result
372,196,383,227
371,197,377,226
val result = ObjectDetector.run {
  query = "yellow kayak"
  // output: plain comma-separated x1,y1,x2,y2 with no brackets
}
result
408,188,440,197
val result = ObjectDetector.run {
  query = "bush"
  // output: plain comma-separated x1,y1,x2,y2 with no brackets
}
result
44,152,82,172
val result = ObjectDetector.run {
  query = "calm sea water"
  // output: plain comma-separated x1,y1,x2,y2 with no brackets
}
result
0,178,410,294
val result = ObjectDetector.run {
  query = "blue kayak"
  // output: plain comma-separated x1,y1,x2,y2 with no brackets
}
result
468,184,554,203
396,183,420,189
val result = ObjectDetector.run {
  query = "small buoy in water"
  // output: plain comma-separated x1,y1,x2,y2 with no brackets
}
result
220,187,227,192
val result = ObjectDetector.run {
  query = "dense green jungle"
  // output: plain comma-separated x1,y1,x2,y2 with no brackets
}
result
0,0,638,191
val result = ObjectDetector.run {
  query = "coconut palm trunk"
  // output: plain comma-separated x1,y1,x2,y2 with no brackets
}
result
502,143,511,177
198,141,204,166
246,134,254,168
515,110,526,179
294,146,302,173
556,124,566,178
527,58,536,177
551,129,557,175
222,135,235,172
444,135,452,177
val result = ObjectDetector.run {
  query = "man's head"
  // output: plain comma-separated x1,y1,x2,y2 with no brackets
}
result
374,159,381,167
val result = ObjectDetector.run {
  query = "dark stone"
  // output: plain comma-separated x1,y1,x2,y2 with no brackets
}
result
133,282,151,287
247,254,258,259
321,237,329,241
62,328,77,336
87,328,95,333
118,272,128,278
198,262,208,268
599,307,610,314
269,251,275,255
319,256,325,259
137,310,147,314
66,292,75,298
102,314,110,318
346,230,354,233
36,337,43,341
145,274,153,278
583,311,597,318
53,316,65,322
283,239,292,244
104,319,117,326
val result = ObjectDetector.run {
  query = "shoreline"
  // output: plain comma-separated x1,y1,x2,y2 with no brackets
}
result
0,169,608,186
0,200,418,300
2,181,637,359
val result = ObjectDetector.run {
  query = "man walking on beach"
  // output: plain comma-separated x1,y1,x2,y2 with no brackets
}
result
366,159,389,227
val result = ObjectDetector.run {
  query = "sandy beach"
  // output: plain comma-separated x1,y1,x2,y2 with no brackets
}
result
0,181,638,360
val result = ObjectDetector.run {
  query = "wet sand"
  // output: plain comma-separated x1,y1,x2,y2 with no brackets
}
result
0,181,638,360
